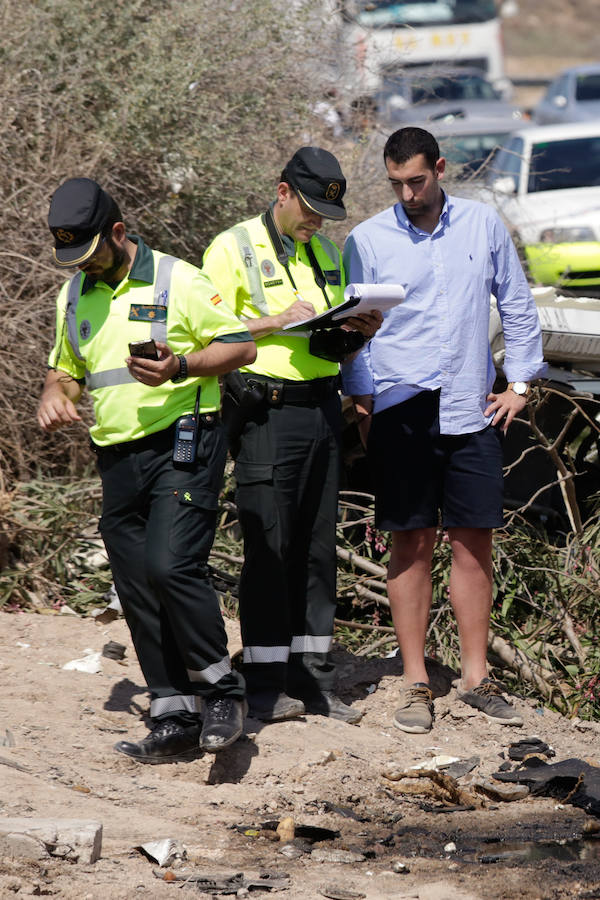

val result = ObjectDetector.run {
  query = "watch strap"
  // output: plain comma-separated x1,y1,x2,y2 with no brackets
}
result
171,354,188,383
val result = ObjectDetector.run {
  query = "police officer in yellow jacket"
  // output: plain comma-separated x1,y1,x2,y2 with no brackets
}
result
37,178,256,761
202,148,381,724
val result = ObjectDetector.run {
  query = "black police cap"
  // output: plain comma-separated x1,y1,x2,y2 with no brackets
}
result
48,178,120,267
283,147,346,221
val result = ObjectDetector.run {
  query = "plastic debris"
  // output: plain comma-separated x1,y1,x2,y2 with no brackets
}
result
276,817,295,842
508,738,555,761
137,839,186,867
409,755,461,771
62,650,102,674
392,861,410,874
101,641,126,660
320,885,367,899
91,584,123,623
152,870,290,891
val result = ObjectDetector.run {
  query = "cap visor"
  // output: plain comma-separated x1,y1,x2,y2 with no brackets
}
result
52,232,101,267
296,188,347,221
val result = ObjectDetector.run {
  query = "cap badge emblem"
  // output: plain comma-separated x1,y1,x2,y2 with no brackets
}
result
261,259,276,278
326,182,340,201
56,229,75,243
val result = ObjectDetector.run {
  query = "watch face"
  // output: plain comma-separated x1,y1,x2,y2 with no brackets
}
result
513,381,528,395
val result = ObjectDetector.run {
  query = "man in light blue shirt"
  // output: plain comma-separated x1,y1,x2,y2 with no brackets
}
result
343,127,545,735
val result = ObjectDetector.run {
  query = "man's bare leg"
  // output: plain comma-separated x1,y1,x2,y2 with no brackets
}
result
447,526,492,690
387,527,437,685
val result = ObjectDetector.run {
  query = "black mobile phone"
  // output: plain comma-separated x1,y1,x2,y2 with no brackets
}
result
128,339,159,360
172,415,197,464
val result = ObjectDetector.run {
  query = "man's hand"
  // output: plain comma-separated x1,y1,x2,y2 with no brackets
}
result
37,371,83,432
353,393,374,449
126,341,179,386
275,298,317,329
485,389,527,432
343,309,383,339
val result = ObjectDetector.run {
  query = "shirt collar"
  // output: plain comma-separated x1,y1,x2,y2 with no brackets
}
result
81,234,154,293
394,191,451,235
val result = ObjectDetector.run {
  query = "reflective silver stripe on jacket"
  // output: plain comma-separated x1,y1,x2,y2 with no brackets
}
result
151,254,177,342
187,655,232,685
66,272,85,361
64,254,178,389
290,634,333,654
230,225,269,316
242,645,290,664
150,694,202,718
317,233,340,270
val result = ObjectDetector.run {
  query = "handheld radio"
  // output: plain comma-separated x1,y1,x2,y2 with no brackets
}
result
172,386,201,465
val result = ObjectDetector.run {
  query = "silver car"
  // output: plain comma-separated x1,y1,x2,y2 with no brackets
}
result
533,63,600,125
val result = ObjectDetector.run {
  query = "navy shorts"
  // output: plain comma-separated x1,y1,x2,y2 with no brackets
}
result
368,390,504,531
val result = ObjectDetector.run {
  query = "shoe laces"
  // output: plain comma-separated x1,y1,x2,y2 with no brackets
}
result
148,718,182,738
205,697,235,721
472,680,504,698
405,685,432,705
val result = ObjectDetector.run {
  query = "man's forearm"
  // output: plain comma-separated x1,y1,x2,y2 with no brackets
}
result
185,339,257,377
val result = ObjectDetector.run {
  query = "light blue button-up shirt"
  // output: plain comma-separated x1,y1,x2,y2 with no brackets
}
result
342,193,545,435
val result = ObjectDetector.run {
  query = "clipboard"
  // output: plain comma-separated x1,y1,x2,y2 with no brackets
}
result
282,282,405,332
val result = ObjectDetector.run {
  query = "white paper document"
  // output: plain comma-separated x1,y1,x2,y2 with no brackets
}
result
283,282,405,331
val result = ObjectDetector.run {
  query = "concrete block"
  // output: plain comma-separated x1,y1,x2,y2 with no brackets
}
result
0,818,102,863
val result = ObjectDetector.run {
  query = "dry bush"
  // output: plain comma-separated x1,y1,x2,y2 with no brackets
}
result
0,0,358,487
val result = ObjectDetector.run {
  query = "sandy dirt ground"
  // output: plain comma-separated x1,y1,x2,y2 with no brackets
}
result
1,608,599,900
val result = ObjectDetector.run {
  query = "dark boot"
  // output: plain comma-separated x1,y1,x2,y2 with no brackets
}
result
199,697,247,752
114,718,201,762
299,691,363,724
247,690,306,722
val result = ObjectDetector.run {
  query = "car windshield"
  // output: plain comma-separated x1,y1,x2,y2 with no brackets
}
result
409,73,499,103
440,131,509,174
575,74,600,102
355,0,497,26
528,136,600,193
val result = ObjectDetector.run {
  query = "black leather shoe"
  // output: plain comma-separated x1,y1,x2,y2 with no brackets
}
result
247,691,306,722
114,718,201,763
301,691,363,724
199,697,247,752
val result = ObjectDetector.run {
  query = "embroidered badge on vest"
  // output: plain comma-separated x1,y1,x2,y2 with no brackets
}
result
128,304,168,322
261,259,276,278
263,279,284,288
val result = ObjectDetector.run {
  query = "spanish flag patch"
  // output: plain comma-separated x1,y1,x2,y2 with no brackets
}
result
210,293,222,305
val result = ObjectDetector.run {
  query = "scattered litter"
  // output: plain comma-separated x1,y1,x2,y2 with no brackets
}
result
382,766,482,809
152,870,290,892
62,650,102,674
137,839,186,867
320,885,367,899
59,605,79,616
312,848,366,864
91,584,122,624
392,861,410,874
409,755,461,771
0,730,15,748
444,841,457,853
16,642,30,649
493,757,600,818
276,817,295,842
442,756,480,779
508,738,555,761
366,684,377,694
261,821,340,843
279,843,304,859
463,774,530,802
101,641,126,661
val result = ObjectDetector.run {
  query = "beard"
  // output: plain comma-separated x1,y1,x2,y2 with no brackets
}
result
99,237,128,283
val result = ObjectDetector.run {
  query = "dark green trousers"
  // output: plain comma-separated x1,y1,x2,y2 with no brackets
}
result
233,391,341,698
96,423,244,721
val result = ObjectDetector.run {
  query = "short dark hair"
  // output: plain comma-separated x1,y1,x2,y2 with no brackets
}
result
384,127,440,170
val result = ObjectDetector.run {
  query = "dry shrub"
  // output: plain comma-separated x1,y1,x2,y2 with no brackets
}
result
0,0,367,487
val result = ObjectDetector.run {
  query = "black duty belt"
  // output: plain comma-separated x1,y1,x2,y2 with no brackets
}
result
91,413,220,455
242,374,339,406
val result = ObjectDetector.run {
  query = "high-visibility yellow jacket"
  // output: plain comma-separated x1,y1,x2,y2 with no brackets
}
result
48,236,252,445
202,213,345,381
